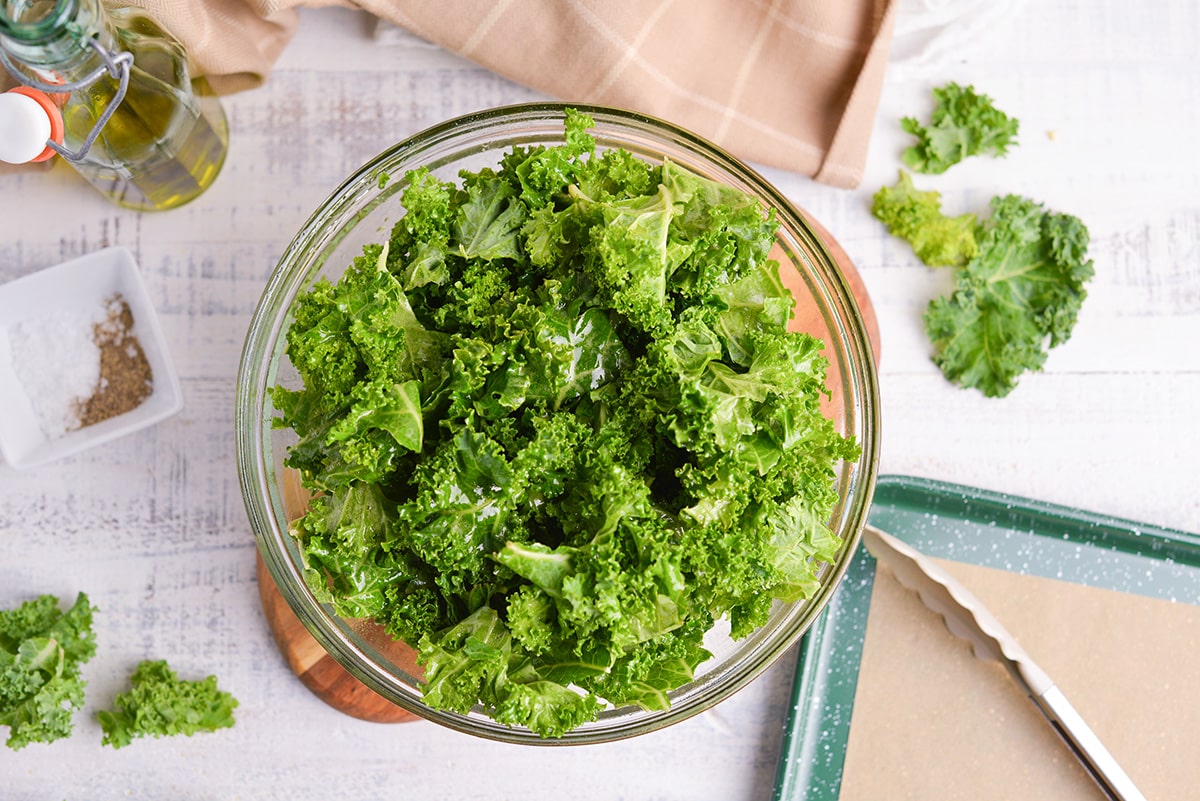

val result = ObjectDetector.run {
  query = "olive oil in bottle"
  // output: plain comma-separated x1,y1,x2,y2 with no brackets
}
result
0,0,228,211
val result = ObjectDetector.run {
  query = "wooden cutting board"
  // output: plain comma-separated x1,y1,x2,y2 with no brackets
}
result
255,214,881,723
256,553,421,723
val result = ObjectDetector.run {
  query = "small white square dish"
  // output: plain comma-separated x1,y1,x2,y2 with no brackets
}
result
0,246,183,470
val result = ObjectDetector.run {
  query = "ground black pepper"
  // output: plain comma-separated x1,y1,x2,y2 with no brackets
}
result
76,294,154,427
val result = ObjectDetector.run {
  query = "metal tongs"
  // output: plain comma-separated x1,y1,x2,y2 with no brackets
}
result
863,525,1147,801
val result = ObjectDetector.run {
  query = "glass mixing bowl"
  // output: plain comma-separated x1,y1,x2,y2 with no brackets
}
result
236,103,879,744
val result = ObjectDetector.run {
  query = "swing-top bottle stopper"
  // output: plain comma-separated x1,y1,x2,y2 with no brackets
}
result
0,85,62,164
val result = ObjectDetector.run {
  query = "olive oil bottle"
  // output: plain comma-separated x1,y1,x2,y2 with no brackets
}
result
0,0,228,211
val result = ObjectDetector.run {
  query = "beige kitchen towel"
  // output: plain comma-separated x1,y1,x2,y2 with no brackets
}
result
3,0,897,187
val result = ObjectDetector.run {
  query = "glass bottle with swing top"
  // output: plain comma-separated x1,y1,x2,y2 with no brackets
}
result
0,0,228,211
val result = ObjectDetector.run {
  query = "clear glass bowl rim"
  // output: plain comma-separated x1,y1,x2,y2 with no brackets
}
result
235,101,880,745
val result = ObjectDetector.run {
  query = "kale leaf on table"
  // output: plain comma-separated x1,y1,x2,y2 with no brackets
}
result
902,82,1019,174
874,80,1093,398
872,171,1093,397
871,170,978,267
98,659,238,748
273,109,858,737
0,593,97,750
924,194,1094,398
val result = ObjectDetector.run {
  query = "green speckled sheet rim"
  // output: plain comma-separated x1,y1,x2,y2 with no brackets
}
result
772,474,1200,801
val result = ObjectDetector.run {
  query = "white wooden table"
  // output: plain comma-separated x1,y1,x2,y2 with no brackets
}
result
2,3,1197,799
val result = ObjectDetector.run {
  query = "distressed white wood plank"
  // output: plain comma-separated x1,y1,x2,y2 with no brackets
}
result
1,1,1198,799
876,371,1200,532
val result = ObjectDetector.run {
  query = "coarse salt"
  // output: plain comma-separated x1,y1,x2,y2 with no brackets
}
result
7,304,107,440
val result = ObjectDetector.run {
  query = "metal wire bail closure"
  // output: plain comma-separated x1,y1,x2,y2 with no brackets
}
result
0,35,133,162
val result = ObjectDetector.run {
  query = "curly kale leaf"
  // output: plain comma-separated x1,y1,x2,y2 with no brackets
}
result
577,618,711,711
326,378,423,455
292,480,415,619
871,170,979,267
902,82,1019,174
924,194,1094,397
660,160,778,299
0,593,96,749
547,182,677,335
388,167,455,289
521,156,776,339
455,175,528,262
507,107,596,209
495,466,687,662
98,659,238,749
418,606,600,737
273,240,446,489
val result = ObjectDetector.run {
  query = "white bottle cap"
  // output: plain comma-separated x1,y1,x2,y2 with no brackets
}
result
0,89,55,164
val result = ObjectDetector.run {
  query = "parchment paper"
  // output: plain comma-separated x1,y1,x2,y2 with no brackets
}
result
838,557,1200,801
